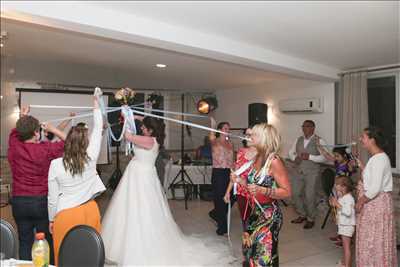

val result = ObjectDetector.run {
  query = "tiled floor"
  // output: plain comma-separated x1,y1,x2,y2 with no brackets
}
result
2,191,399,266
167,199,342,267
96,191,345,267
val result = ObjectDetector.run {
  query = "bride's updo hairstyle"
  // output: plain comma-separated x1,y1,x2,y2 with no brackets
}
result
143,117,166,147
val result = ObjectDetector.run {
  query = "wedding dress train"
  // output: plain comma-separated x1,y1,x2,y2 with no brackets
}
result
101,140,237,266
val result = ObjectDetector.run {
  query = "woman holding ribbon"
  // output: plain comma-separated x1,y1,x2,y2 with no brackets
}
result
233,123,291,267
208,121,235,236
47,96,106,265
224,128,257,229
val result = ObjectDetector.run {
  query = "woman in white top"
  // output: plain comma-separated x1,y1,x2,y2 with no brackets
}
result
47,97,106,265
355,126,397,267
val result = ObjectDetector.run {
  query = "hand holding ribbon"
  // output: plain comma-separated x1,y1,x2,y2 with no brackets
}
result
94,87,107,117
121,105,136,134
121,105,137,155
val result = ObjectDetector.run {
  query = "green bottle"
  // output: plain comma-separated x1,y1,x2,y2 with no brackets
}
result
31,232,49,267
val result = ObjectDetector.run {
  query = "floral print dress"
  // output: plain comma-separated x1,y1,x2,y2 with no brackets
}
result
243,167,283,267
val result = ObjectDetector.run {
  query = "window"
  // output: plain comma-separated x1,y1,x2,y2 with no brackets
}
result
367,71,399,171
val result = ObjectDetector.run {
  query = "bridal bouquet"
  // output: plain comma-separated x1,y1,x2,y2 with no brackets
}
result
114,87,136,106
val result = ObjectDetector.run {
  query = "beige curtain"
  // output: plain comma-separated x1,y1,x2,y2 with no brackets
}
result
337,72,369,163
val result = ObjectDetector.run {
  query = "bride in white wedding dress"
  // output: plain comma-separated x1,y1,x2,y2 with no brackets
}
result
101,116,236,267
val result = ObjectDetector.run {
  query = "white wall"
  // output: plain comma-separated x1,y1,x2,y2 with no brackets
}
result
216,79,335,157
164,93,211,153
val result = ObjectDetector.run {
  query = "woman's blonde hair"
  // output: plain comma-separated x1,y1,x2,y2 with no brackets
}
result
251,123,281,167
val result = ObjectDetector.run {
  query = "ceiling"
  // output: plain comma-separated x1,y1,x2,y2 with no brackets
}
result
0,18,290,91
92,1,399,70
1,1,399,91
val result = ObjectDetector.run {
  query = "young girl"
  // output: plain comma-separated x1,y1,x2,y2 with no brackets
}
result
316,142,356,178
329,176,356,267
316,139,356,245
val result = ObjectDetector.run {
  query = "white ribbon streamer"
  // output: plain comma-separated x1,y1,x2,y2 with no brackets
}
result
227,158,274,240
321,142,357,148
227,200,232,245
130,109,249,141
232,160,254,195
30,104,144,110
234,160,254,177
133,106,208,118
227,159,253,240
40,107,121,124
30,94,250,157
120,105,137,155
32,104,207,124
30,104,95,109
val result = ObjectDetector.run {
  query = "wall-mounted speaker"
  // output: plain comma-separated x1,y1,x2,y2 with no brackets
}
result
248,103,268,127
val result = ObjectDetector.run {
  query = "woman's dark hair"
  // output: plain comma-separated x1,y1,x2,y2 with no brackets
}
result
46,131,55,141
63,122,90,176
16,115,40,141
364,126,387,150
215,122,230,138
143,117,166,147
332,146,349,161
242,128,249,147
335,176,353,193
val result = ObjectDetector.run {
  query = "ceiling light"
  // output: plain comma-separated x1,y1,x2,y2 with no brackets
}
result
0,43,3,48
156,64,167,68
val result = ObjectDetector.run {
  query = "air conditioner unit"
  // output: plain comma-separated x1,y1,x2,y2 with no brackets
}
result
279,97,323,113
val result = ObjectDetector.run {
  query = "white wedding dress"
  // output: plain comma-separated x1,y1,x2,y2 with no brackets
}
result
101,139,237,267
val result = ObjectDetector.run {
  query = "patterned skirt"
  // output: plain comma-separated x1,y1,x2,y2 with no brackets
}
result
356,191,398,267
243,201,282,267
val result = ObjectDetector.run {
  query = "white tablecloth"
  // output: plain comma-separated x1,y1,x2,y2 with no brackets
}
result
163,161,212,199
1,259,55,267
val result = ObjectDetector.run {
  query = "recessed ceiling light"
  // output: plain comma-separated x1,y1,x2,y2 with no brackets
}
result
0,43,3,48
156,64,167,68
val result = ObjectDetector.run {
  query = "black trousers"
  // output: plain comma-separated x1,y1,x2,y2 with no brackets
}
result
11,196,54,264
210,168,234,232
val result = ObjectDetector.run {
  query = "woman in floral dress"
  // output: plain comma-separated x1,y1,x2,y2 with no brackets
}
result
233,123,291,267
